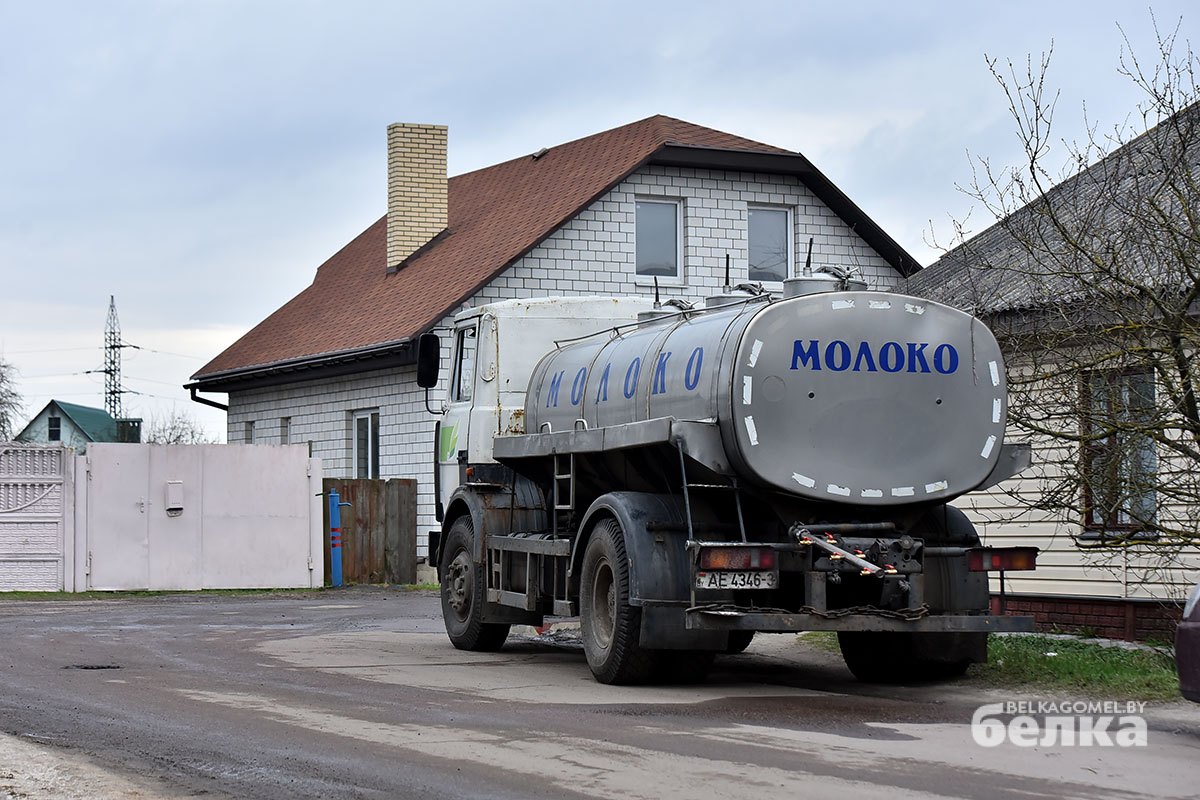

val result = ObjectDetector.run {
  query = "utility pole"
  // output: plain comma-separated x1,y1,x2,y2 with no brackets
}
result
104,296,123,418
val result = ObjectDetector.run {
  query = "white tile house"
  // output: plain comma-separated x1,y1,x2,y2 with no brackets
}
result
190,117,917,560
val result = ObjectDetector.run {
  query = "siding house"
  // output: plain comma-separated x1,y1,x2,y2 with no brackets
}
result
187,116,919,558
909,103,1200,639
15,400,140,453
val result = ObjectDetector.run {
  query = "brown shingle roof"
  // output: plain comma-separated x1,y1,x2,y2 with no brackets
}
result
192,115,903,387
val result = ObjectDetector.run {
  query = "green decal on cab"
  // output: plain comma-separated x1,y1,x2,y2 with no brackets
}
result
439,424,459,463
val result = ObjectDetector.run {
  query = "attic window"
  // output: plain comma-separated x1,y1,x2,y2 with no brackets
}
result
748,206,792,282
636,199,681,279
48,416,61,442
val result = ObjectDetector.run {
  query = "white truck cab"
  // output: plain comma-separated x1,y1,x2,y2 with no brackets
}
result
430,296,655,515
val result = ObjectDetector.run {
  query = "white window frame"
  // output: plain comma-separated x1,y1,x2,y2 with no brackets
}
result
747,204,794,286
351,409,380,479
244,420,255,444
634,197,684,285
280,416,291,445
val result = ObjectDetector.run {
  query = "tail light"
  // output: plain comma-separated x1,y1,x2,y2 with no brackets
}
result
699,546,777,570
966,547,1038,572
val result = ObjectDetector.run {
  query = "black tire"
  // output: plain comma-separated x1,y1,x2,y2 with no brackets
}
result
724,631,756,655
838,631,972,683
579,518,659,684
440,516,509,652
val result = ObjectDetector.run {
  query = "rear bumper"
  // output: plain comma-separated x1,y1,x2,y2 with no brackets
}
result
686,606,1034,633
1176,620,1200,702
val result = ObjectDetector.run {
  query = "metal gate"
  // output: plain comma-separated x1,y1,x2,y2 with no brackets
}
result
0,444,70,591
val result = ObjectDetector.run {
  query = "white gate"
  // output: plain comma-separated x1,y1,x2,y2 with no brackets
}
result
0,444,71,591
80,444,322,590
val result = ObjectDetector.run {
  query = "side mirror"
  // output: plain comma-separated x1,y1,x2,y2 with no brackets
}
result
416,332,441,388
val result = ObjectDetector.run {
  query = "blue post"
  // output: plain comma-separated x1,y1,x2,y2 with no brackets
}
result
328,489,350,588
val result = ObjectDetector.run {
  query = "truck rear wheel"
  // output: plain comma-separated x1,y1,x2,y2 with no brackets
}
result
580,518,659,684
440,516,509,652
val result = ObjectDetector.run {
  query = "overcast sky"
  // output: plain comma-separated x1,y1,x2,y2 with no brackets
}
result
1,1,1194,441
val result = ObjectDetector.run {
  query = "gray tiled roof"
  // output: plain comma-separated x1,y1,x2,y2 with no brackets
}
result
909,102,1200,315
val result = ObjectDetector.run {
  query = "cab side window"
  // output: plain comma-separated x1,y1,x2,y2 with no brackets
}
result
453,326,477,402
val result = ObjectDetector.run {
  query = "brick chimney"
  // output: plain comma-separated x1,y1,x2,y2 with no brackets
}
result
386,123,448,270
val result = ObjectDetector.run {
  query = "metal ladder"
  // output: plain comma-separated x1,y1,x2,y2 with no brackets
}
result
675,441,747,542
551,452,574,537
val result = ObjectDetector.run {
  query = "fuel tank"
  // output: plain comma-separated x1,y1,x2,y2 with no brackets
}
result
524,291,1008,506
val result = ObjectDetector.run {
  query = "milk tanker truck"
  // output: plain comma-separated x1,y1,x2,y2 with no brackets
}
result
415,269,1037,684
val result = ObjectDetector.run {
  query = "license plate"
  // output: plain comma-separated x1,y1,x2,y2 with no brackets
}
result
695,570,779,590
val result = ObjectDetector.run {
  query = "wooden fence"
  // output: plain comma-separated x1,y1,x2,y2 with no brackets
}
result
321,478,417,585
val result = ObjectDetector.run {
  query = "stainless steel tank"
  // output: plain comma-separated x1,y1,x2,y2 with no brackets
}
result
525,291,1007,506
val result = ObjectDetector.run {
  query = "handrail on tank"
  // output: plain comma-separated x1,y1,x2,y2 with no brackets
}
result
550,291,771,349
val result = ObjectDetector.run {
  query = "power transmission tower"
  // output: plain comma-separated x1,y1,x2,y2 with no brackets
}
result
104,296,124,418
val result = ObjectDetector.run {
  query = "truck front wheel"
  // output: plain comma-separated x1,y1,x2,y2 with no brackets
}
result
580,518,659,684
440,516,509,651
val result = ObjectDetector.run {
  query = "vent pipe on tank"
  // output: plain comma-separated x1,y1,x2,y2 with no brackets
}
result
783,239,868,297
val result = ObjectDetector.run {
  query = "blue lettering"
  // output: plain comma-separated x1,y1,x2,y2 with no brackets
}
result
652,352,671,395
685,347,703,390
934,344,959,374
907,342,931,373
595,363,611,402
623,358,641,399
852,341,877,372
825,340,851,372
570,367,587,405
791,340,820,371
546,370,565,407
879,342,904,373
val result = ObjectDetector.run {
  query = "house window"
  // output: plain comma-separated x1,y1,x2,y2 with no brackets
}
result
352,410,380,479
452,326,477,403
748,206,792,282
47,416,61,442
244,420,256,444
635,199,681,279
1082,369,1157,536
280,417,291,445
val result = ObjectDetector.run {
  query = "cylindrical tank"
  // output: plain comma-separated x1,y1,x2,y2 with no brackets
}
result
525,291,1007,506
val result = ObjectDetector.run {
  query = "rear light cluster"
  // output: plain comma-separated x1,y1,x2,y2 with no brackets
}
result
966,547,1038,572
699,546,777,570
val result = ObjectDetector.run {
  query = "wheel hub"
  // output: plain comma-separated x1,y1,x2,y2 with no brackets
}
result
446,553,472,616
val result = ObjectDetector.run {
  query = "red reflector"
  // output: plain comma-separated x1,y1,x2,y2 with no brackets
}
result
699,547,776,570
966,547,1038,572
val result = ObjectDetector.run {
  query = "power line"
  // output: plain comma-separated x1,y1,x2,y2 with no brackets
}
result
124,374,188,387
1,347,100,355
122,342,204,360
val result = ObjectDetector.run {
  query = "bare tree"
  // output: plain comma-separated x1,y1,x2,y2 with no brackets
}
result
0,359,23,440
913,21,1200,578
143,409,216,445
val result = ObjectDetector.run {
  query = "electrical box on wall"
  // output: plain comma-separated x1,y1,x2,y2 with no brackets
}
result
165,480,184,517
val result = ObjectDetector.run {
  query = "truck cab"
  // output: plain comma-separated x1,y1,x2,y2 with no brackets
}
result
433,297,655,516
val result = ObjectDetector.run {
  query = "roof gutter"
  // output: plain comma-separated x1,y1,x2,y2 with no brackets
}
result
188,338,416,393
189,386,229,412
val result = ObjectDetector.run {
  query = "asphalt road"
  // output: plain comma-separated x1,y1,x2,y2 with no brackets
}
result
1,588,1197,800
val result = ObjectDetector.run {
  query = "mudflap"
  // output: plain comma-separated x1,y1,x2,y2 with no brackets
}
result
641,604,728,651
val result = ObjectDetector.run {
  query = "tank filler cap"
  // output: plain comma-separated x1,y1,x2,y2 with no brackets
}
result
704,283,770,309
